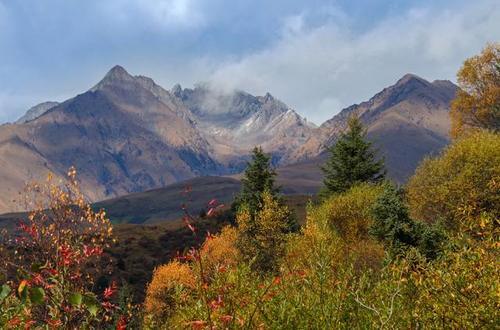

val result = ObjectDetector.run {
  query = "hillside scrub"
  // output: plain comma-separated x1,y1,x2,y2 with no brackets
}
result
407,130,500,233
143,132,499,329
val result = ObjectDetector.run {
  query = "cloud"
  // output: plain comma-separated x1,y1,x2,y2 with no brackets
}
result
206,0,500,124
0,0,499,125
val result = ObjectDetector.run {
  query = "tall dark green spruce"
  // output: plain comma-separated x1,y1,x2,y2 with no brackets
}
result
233,146,298,232
320,115,385,199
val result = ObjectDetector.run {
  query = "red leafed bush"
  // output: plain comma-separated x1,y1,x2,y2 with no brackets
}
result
0,167,129,328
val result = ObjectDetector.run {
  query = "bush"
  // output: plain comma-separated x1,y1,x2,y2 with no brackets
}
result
317,183,384,243
407,131,500,233
0,168,128,328
200,226,240,277
144,261,195,320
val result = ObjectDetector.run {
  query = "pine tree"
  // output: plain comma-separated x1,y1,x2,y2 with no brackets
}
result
320,115,385,199
232,146,298,232
233,146,279,214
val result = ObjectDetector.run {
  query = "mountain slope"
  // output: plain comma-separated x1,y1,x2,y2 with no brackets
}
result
288,74,458,182
0,66,223,212
0,66,314,213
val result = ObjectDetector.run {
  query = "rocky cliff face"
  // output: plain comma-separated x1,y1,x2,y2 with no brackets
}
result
0,67,457,213
173,84,316,166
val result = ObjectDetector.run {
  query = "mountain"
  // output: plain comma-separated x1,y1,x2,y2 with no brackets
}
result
174,85,316,165
15,101,60,124
0,68,457,214
287,74,458,182
0,66,313,213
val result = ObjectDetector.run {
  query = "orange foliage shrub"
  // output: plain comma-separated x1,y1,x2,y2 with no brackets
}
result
144,261,195,319
200,226,240,276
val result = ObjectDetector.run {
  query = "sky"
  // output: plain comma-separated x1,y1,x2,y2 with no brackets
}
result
0,0,499,125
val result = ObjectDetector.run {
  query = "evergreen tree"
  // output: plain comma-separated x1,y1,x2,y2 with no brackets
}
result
232,146,298,232
320,115,385,199
232,146,279,214
370,183,445,260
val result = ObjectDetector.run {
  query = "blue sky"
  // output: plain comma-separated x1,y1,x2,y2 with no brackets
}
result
0,0,499,124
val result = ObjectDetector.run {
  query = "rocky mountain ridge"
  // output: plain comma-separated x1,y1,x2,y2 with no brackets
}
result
0,66,457,213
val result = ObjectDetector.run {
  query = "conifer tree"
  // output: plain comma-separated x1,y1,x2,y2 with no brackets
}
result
370,183,445,260
233,146,279,214
320,115,385,199
233,146,298,233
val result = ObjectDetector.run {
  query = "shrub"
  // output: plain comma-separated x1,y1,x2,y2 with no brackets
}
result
0,168,126,328
318,183,384,243
200,226,240,277
407,130,500,233
370,183,446,260
144,261,195,320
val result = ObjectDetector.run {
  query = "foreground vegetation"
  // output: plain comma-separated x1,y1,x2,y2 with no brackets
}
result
0,43,498,329
142,129,499,329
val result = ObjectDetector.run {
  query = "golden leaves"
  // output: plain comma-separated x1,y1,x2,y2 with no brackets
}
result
451,42,500,137
407,131,500,234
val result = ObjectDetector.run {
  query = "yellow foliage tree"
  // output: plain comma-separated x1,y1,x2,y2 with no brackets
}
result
450,42,500,137
407,131,500,233
236,191,292,273
144,261,195,320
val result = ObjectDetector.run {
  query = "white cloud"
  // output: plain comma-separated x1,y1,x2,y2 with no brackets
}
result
206,0,500,125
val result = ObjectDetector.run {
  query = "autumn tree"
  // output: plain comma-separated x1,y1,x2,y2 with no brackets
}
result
236,191,292,273
320,115,385,199
407,130,500,233
450,42,500,137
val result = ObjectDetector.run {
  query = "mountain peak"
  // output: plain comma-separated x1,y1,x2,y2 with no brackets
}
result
104,65,131,80
91,65,134,91
396,73,429,86
171,84,183,97
263,92,274,102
